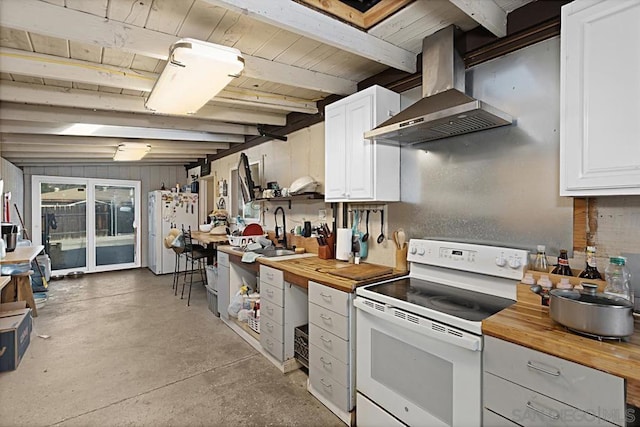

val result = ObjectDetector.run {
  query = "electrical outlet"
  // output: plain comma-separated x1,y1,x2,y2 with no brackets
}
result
318,209,327,220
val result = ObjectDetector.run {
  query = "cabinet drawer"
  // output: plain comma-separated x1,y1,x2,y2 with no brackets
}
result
309,281,350,316
261,332,283,362
261,317,283,343
484,372,621,427
308,323,349,364
310,368,350,413
260,299,283,325
309,302,349,340
309,343,349,388
484,336,624,425
260,282,283,306
260,266,283,288
483,409,520,426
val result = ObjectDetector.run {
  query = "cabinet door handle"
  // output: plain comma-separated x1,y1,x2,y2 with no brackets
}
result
320,357,332,367
266,289,274,296
526,361,560,377
320,378,332,389
266,339,273,348
320,292,332,301
319,335,332,344
526,401,560,420
266,322,273,331
267,306,274,314
266,272,274,280
320,314,332,322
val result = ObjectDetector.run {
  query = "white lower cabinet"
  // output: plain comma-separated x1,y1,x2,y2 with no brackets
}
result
217,252,230,320
483,336,625,427
308,281,355,417
258,266,307,364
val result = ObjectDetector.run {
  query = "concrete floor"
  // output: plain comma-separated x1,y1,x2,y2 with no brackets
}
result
0,269,343,426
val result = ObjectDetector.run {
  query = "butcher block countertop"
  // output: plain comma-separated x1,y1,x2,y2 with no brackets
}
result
217,245,406,293
482,285,640,407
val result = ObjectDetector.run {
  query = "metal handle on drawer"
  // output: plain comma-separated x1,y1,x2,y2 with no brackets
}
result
526,361,560,377
266,289,274,296
320,314,332,322
319,335,332,344
526,401,560,420
320,292,332,301
266,272,274,279
320,357,332,367
267,306,274,314
320,378,332,388
266,322,273,331
266,339,273,348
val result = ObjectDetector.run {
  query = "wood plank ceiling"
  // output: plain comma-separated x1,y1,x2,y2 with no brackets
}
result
0,0,532,167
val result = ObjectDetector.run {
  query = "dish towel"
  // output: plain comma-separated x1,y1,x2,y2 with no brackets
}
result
241,251,264,263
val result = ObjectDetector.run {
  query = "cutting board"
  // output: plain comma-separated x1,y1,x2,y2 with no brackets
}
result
328,264,393,281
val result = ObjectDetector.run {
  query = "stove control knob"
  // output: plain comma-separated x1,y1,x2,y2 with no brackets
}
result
508,258,521,269
495,255,507,267
410,246,417,255
417,247,426,256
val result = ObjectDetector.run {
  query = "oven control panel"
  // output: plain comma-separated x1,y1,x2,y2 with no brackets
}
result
407,239,529,280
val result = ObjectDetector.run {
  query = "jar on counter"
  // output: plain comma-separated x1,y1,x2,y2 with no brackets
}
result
604,257,632,302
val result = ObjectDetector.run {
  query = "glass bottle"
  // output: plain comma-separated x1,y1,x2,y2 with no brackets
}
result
551,249,573,276
578,246,602,280
532,245,549,272
604,257,632,301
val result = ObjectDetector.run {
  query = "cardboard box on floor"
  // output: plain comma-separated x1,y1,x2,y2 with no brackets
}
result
0,301,33,372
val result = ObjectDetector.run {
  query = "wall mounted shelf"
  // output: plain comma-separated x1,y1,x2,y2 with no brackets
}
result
255,192,325,209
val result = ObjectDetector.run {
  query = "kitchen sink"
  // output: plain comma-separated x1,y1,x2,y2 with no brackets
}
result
253,248,297,257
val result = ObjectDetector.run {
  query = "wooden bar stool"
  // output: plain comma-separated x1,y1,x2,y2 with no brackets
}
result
9,270,37,317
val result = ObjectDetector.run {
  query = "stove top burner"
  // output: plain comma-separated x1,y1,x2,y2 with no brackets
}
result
365,277,515,322
429,295,481,312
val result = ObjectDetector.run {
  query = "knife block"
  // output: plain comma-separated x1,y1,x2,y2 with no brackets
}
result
318,235,335,260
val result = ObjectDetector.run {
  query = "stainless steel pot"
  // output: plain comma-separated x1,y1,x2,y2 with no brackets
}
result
548,284,634,338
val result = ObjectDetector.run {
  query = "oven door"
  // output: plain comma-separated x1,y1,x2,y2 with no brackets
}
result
355,297,483,427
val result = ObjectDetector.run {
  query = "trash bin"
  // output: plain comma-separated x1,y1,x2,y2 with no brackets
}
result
206,285,219,317
205,265,218,291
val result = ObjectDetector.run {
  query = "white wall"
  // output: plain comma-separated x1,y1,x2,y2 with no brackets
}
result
206,122,331,234
22,164,189,267
0,157,25,227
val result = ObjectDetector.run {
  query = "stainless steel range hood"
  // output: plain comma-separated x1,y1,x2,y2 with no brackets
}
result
365,26,513,145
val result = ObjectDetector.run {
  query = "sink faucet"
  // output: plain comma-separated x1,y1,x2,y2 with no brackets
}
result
274,206,287,249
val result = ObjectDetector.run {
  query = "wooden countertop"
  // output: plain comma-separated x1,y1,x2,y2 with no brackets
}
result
190,231,228,245
218,245,406,293
0,245,44,265
482,285,640,407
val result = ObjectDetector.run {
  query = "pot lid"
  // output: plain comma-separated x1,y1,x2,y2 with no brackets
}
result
550,289,633,308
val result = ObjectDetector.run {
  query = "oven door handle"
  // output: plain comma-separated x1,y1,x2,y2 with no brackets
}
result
354,297,482,352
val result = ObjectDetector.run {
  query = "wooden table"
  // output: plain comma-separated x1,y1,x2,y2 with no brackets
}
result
0,245,44,317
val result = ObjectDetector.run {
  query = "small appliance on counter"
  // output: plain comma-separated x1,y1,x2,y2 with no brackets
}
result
1,223,19,252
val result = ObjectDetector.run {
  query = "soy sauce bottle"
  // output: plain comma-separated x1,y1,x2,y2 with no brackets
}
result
579,246,602,280
551,249,573,276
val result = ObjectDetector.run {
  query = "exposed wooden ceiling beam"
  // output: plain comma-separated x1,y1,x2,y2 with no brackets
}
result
7,159,194,166
0,103,259,136
0,133,233,149
204,0,417,73
0,146,214,157
0,0,357,96
0,48,318,114
0,120,241,143
296,0,413,29
2,152,204,160
448,0,507,37
0,81,286,126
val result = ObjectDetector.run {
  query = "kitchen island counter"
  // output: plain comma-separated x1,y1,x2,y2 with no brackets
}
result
483,287,640,407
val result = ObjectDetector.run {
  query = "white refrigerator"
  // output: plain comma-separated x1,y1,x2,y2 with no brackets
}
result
148,191,199,275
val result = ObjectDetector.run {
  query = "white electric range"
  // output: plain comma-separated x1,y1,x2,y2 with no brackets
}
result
355,239,528,427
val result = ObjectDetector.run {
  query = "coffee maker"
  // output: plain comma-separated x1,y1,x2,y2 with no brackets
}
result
1,223,18,252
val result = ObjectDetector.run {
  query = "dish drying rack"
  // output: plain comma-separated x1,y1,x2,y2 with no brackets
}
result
227,234,264,247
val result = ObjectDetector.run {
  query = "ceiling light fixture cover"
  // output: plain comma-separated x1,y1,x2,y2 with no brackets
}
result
145,38,245,115
114,143,151,161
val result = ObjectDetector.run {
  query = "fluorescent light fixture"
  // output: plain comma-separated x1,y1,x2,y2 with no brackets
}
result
145,38,245,115
62,123,103,135
113,143,151,161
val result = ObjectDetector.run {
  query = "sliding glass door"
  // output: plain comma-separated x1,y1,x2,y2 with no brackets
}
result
32,176,141,275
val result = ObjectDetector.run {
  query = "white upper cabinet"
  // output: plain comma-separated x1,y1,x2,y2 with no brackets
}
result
560,0,640,196
324,85,401,202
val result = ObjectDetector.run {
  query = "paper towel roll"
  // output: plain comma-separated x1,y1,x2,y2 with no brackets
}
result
335,228,352,261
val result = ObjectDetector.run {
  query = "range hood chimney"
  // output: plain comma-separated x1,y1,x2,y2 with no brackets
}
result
364,25,512,144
